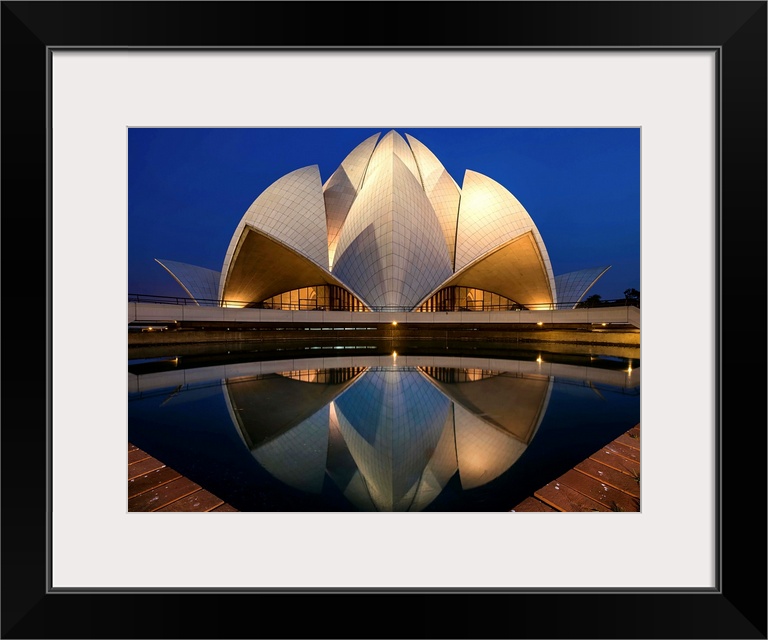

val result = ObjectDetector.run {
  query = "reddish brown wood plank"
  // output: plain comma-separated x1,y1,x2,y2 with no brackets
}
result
154,489,225,512
511,424,641,513
573,458,640,498
510,497,557,512
127,444,238,511
604,440,640,463
535,480,611,512
128,477,202,512
128,456,165,480
613,432,641,451
128,466,182,499
210,503,239,512
589,447,640,477
557,469,640,512
128,448,151,465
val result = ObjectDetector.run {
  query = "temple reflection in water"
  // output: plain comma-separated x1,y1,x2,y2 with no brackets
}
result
129,354,638,512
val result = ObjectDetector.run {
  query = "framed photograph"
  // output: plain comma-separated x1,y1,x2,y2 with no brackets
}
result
3,2,765,638
127,125,643,518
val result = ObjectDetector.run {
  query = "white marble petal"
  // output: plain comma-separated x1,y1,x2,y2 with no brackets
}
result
154,259,221,305
219,165,328,299
333,152,452,310
406,134,462,267
323,133,380,269
555,266,612,308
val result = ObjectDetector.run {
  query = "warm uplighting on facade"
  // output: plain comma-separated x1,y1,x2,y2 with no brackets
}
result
536,322,543,326
154,131,611,312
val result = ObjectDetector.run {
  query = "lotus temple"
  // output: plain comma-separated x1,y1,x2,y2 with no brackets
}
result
154,130,611,313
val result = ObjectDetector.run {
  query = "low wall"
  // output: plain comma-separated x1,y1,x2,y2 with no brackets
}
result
129,302,640,328
129,326,639,348
128,303,639,349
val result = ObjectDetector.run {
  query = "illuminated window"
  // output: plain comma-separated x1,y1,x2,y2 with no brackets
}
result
416,286,522,312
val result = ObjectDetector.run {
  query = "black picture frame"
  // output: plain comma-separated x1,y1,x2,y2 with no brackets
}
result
2,2,765,638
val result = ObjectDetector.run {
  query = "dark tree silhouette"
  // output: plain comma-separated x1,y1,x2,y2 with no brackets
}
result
624,288,640,306
579,294,603,308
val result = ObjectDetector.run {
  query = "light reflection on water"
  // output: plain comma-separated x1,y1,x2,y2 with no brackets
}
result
128,352,639,512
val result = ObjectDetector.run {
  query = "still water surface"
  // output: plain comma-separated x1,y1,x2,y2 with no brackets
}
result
128,344,639,511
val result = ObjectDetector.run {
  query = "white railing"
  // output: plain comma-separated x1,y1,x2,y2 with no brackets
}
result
129,302,640,328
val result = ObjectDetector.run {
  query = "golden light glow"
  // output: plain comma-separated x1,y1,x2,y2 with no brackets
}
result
536,322,543,326
154,132,610,316
392,351,398,362
536,355,543,364
392,321,398,326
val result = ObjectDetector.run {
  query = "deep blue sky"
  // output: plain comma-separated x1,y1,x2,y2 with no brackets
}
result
129,127,640,301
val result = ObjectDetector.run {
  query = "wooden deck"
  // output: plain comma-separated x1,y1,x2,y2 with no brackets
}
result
510,424,640,512
128,444,239,512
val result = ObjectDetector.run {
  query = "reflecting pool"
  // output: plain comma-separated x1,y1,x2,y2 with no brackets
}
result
128,345,639,511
